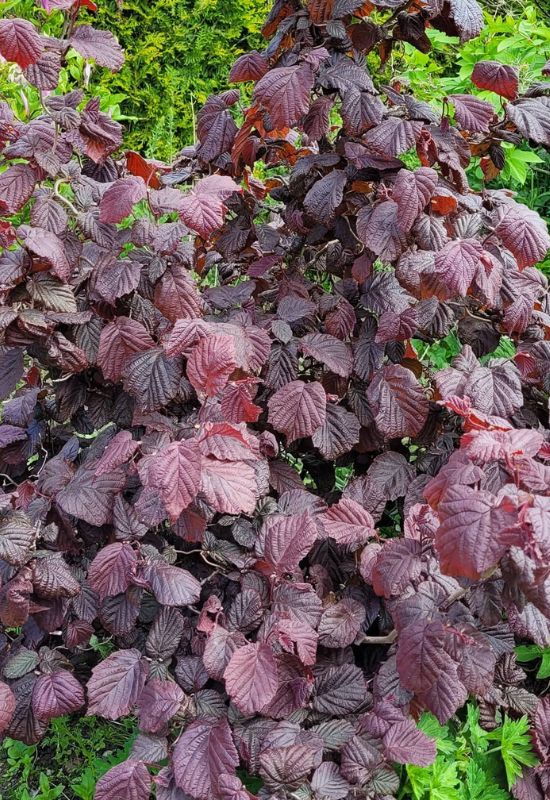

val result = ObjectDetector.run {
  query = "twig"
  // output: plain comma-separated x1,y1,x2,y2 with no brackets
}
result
355,629,398,645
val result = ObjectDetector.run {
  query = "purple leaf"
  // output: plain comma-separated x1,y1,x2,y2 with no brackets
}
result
224,642,279,716
87,648,148,720
95,760,151,800
172,717,239,799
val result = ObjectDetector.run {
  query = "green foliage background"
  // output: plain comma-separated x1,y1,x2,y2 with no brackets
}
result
92,0,269,160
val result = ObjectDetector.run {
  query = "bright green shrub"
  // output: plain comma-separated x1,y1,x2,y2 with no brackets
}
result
93,0,269,159
390,4,550,272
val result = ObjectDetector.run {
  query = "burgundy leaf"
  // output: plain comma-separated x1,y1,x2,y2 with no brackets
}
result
137,678,184,733
200,457,257,515
0,681,16,733
0,18,43,68
471,60,518,100
506,98,550,147
300,333,353,378
138,440,201,521
367,364,428,439
229,51,268,83
258,511,318,575
492,201,550,270
357,200,407,262
382,719,436,766
172,717,239,799
95,431,139,476
318,598,366,648
319,498,375,547
304,171,347,225
57,462,126,526
69,25,124,71
224,642,279,716
448,94,495,132
95,760,151,800
99,176,147,223
144,561,201,607
178,175,241,239
32,670,85,721
187,334,237,398
392,167,438,232
254,64,314,128
98,317,155,383
87,648,148,720
0,163,37,213
435,486,521,579
268,380,326,444
88,543,138,601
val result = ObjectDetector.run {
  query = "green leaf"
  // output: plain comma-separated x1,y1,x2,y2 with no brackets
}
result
487,716,539,789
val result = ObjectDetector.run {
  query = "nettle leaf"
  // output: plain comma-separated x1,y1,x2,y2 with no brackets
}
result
187,334,237,398
392,167,438,232
144,561,201,607
0,682,16,734
0,18,43,69
98,317,155,383
95,760,151,800
319,499,375,547
318,598,366,648
367,364,428,439
304,170,347,225
258,511,318,575
300,333,353,378
178,175,241,239
87,648,148,720
254,64,315,128
268,380,327,443
0,511,36,566
69,25,124,71
32,670,85,721
138,440,201,521
434,486,520,579
506,98,550,147
471,60,518,100
382,719,436,766
492,201,550,269
172,717,239,798
224,642,279,716
0,163,37,214
99,176,147,222
88,542,138,601
448,94,495,133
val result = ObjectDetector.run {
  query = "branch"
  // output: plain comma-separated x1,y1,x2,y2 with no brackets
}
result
355,629,398,646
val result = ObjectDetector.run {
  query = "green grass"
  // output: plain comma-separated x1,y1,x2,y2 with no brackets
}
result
0,716,137,800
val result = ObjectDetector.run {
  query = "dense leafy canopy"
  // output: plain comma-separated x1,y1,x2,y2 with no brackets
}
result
1,0,550,798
